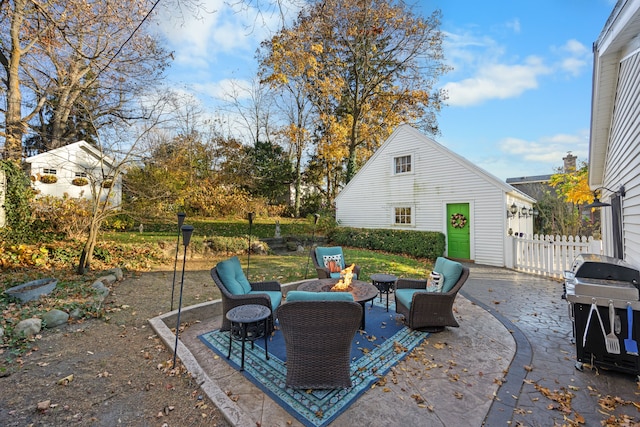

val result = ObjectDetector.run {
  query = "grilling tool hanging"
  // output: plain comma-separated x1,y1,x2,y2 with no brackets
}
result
583,300,607,347
624,303,639,356
605,300,620,354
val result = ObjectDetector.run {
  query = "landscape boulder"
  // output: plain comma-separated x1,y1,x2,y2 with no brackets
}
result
91,281,110,298
14,318,42,338
106,267,124,281
42,309,69,328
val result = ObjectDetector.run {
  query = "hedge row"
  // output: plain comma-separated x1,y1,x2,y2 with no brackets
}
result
328,227,445,260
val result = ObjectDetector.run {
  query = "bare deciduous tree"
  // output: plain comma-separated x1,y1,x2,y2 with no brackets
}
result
0,0,171,159
75,91,174,274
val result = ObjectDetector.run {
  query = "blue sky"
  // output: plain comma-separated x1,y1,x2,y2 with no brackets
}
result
156,0,617,181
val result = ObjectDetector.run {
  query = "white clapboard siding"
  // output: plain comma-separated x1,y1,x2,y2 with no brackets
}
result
602,50,640,267
336,124,533,267
590,1,640,272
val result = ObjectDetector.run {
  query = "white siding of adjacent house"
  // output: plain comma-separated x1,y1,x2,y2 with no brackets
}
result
336,125,524,267
27,142,122,207
601,50,640,266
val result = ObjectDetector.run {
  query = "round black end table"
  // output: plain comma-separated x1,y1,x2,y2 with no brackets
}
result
226,304,271,371
370,273,398,312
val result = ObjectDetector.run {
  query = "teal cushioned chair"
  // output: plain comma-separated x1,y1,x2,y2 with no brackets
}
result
210,256,282,332
285,290,354,302
394,257,469,332
311,246,361,279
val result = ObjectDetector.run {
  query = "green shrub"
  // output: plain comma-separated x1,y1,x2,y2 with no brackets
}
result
0,160,36,243
204,235,258,254
93,246,112,263
31,195,92,240
103,214,135,231
328,227,445,260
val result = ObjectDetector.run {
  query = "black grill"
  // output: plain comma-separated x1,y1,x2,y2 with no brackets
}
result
565,254,640,378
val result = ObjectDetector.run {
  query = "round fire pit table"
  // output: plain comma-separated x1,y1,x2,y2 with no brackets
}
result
226,304,271,371
370,273,398,312
297,278,378,330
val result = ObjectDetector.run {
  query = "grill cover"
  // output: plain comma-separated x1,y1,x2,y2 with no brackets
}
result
566,253,640,309
569,254,640,284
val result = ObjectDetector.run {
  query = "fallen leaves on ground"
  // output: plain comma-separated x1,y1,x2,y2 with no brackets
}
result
411,393,425,404
529,382,640,426
36,400,51,412
534,383,574,414
57,374,74,385
393,340,408,353
601,414,639,427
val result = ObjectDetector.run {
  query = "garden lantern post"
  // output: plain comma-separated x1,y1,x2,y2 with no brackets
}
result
170,212,186,311
247,212,255,280
173,224,194,369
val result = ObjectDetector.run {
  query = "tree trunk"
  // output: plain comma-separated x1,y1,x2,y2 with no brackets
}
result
77,220,99,274
345,103,361,183
293,133,304,217
3,0,26,160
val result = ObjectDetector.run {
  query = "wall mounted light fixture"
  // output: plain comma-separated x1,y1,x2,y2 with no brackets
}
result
507,203,518,218
583,185,626,209
507,203,538,219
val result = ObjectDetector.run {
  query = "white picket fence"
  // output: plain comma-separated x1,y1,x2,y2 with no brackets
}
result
505,234,603,279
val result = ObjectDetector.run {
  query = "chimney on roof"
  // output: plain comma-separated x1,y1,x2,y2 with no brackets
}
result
563,152,577,173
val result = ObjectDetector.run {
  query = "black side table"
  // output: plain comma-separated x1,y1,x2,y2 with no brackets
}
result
226,304,271,371
370,273,398,312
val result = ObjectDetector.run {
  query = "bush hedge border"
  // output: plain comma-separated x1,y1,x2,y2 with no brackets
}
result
328,227,445,260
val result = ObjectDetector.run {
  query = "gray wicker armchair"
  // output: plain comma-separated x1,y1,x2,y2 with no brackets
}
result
395,262,469,332
210,257,282,333
278,300,362,388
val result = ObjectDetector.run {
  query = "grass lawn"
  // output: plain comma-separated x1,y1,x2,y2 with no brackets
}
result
101,216,434,282
181,248,433,284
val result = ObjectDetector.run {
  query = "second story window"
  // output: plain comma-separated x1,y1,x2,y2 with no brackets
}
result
394,155,411,174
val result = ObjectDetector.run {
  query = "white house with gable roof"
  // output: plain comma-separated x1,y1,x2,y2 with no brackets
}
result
335,124,535,267
25,141,122,207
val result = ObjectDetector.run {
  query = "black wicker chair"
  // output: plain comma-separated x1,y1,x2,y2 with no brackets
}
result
278,300,362,388
395,265,469,332
210,260,282,333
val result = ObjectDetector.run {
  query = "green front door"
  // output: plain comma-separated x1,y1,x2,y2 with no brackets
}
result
447,203,470,260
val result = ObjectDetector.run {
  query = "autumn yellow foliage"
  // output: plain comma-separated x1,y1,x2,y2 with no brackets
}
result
549,164,593,205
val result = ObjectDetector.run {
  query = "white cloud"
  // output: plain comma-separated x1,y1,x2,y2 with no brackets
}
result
441,26,590,107
442,30,505,76
192,78,254,101
443,56,551,107
498,132,588,165
506,18,521,34
554,39,590,77
154,1,278,69
458,130,589,180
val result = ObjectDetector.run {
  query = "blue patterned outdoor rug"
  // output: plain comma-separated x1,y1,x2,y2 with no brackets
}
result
198,299,428,427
